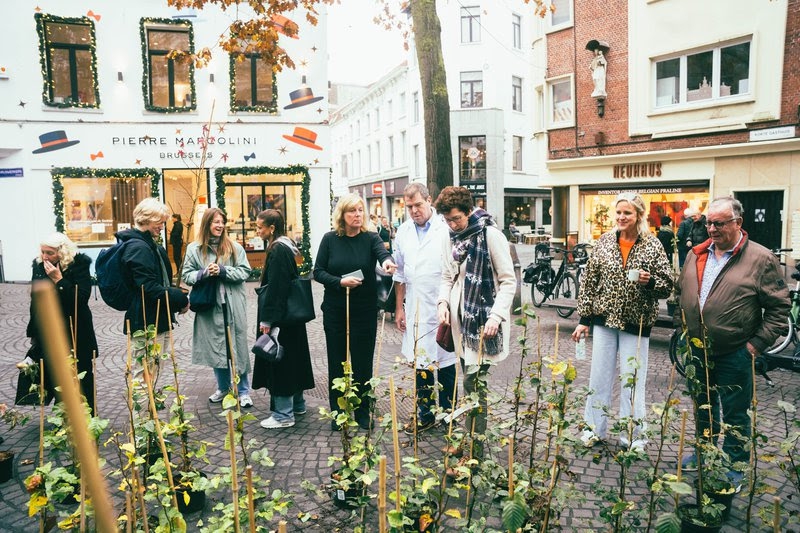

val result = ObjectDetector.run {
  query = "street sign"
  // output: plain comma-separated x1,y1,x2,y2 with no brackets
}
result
372,183,383,195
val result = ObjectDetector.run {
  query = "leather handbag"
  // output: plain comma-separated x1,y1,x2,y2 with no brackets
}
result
251,328,284,363
189,276,218,313
256,277,315,326
436,322,455,352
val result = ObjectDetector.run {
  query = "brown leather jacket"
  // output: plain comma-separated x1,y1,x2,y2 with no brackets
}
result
676,232,790,355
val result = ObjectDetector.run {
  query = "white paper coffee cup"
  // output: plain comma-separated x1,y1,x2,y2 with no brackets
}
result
627,269,639,282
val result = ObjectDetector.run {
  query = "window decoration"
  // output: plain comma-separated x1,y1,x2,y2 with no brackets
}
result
35,13,100,109
215,165,312,274
140,17,196,113
52,167,161,245
229,53,278,113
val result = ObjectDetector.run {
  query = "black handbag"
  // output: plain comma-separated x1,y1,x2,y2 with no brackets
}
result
189,276,218,313
376,271,396,312
251,328,284,363
255,277,315,326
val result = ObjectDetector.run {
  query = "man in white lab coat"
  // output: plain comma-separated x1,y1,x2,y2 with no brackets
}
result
393,182,457,433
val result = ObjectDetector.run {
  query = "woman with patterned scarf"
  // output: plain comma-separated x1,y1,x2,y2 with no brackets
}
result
436,187,515,473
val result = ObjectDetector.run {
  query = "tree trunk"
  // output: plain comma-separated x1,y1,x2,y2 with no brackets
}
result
409,0,453,199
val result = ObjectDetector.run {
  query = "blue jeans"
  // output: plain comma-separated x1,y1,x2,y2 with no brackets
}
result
692,346,753,466
271,392,307,423
214,367,251,395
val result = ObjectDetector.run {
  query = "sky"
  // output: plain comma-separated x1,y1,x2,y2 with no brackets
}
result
326,1,408,86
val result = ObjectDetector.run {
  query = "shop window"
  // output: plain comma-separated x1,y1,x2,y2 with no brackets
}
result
53,170,158,246
36,14,99,108
341,155,349,178
461,6,481,43
548,0,572,30
231,53,277,112
400,131,407,165
654,38,751,108
547,75,574,128
142,19,195,112
512,14,521,49
512,136,523,171
459,136,487,200
512,76,523,112
461,71,483,108
375,141,381,172
163,168,209,246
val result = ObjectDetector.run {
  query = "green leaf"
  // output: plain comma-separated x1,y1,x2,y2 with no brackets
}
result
655,512,680,533
665,481,693,495
387,509,405,528
221,395,237,410
502,493,529,531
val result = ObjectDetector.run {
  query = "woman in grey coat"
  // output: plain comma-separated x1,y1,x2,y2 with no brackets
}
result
182,208,253,408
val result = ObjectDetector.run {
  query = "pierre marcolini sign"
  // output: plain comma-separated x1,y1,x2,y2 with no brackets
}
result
111,136,257,146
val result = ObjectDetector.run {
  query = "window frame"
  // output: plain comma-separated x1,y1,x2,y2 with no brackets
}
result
460,6,481,43
547,0,573,32
460,71,484,109
546,74,575,129
141,18,196,113
36,13,100,109
512,76,523,112
412,91,420,123
229,53,278,113
512,13,522,49
652,37,753,110
512,136,523,171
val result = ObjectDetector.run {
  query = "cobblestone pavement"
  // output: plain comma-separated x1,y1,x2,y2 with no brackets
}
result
1,245,798,532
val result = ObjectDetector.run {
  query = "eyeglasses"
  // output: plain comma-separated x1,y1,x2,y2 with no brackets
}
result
704,217,739,229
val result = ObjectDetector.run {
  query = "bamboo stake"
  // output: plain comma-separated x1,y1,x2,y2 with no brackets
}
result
79,480,86,530
773,496,781,532
389,377,402,514
378,456,388,533
140,353,179,510
132,464,149,533
346,287,351,365
38,360,45,533
227,324,240,403
508,437,515,497
412,300,420,459
278,521,287,533
227,410,241,533
374,305,387,379
92,349,97,417
245,466,255,533
125,494,133,533
31,282,116,533
677,411,688,481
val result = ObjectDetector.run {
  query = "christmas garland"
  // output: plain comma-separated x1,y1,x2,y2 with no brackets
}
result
35,13,100,109
139,17,196,113
51,167,161,232
228,54,278,113
214,165,312,274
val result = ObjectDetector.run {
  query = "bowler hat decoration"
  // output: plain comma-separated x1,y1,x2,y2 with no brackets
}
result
282,127,323,151
32,130,81,154
283,87,324,110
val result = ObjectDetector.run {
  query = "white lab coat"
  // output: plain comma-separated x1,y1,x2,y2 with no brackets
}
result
393,214,457,369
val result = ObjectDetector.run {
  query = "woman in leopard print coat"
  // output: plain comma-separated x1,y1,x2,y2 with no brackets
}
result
571,193,672,450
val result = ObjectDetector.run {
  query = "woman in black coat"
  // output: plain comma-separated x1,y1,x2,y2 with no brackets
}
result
251,209,315,429
23,233,98,413
313,194,396,430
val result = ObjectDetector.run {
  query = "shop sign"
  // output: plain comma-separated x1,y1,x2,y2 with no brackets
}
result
749,126,796,142
0,168,23,178
595,187,685,195
612,162,662,179
372,183,383,195
462,181,486,194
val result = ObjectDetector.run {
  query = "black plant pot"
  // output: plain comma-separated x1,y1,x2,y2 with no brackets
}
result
693,479,735,522
330,469,365,509
0,451,14,483
678,504,723,533
667,301,678,316
54,481,82,505
175,471,207,514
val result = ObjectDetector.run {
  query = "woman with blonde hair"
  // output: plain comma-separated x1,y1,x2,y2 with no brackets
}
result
572,192,672,451
313,193,396,430
182,208,254,408
20,233,98,413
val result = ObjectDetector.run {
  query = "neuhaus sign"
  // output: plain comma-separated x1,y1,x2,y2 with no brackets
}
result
613,162,662,179
110,135,257,159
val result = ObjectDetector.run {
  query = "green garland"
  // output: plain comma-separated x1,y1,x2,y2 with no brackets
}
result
139,17,196,113
51,167,161,232
228,54,279,113
214,165,312,274
35,13,100,109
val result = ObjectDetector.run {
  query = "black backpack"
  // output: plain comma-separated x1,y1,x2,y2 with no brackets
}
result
96,239,135,311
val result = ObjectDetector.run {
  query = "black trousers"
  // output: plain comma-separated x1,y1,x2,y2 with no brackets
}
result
324,316,378,421
415,364,457,422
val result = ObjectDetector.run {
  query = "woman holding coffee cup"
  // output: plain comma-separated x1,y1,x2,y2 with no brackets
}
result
571,192,672,451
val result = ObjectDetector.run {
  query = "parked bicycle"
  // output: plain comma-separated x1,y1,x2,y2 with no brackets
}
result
669,249,800,385
523,245,585,318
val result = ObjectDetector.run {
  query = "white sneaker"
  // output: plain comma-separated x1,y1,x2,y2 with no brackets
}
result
260,416,295,429
208,390,226,403
580,429,600,448
239,395,254,408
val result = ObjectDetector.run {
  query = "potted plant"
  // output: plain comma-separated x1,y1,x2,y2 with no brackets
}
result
388,456,441,532
0,403,29,483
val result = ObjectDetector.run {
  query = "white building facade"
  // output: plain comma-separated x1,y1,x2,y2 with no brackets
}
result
0,0,331,282
330,0,549,229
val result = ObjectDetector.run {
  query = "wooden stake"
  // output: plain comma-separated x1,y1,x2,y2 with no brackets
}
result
245,466,255,533
226,324,240,403
278,521,287,533
38,359,45,465
92,349,97,417
125,493,133,533
346,287,351,365
227,410,241,533
677,411,688,481
389,377,402,514
31,281,116,533
412,300,420,459
132,464,149,533
773,496,781,532
378,456,387,533
508,437,515,497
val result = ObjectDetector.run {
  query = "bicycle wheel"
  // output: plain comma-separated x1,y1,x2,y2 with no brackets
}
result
530,268,552,307
555,272,578,318
765,316,795,355
669,329,688,378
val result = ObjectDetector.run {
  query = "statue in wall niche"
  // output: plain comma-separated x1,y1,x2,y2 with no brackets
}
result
590,49,607,98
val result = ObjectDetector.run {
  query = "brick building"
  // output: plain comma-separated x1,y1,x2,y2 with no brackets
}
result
540,0,799,257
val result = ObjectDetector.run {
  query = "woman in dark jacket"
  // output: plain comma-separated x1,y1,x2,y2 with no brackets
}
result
118,198,188,334
23,233,98,413
314,193,396,430
251,209,315,429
